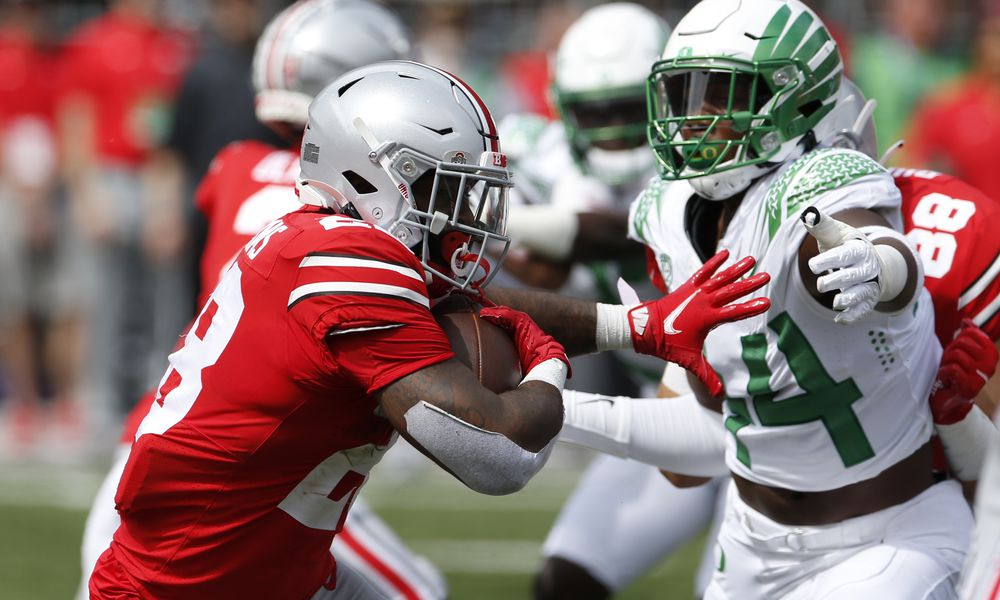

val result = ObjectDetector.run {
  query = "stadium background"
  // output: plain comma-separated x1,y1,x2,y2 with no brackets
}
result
0,0,994,598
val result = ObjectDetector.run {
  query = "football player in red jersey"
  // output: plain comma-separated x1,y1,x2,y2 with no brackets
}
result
87,59,769,600
78,2,447,599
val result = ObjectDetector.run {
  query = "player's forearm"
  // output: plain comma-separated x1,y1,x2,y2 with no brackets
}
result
570,212,643,262
488,287,599,355
559,390,729,477
378,360,563,495
975,346,1000,419
378,359,562,451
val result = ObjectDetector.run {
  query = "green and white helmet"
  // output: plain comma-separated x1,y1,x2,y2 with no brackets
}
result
647,0,843,199
552,2,671,185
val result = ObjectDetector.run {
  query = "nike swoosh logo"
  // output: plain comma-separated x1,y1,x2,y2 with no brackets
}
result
663,290,700,335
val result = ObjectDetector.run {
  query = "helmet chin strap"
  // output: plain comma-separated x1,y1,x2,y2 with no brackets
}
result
450,244,491,288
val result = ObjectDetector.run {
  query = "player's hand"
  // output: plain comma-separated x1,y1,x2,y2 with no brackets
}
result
480,305,570,377
930,320,999,425
802,207,883,324
628,249,770,396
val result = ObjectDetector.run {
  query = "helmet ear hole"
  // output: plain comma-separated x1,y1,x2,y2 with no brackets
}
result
342,170,377,194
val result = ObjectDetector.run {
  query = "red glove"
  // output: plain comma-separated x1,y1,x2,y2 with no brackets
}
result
930,319,998,425
479,305,570,377
629,249,771,396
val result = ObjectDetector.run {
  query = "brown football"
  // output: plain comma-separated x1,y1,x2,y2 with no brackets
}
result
432,295,522,394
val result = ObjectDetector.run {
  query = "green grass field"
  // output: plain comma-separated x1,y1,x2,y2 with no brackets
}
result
0,446,707,600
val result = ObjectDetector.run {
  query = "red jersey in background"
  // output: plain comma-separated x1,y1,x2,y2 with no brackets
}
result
57,11,192,165
195,140,301,306
896,168,1000,344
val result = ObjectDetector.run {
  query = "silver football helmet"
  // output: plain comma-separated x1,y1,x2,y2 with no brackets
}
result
297,61,512,293
252,0,413,128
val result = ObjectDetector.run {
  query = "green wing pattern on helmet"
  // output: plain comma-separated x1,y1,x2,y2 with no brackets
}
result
763,148,885,240
752,5,842,142
647,2,844,182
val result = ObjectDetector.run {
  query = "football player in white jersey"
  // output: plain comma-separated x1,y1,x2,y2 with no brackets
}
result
557,74,1000,600
494,0,973,597
496,5,725,599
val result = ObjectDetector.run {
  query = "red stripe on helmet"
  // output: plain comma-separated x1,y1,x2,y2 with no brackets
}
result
426,64,500,152
264,0,317,90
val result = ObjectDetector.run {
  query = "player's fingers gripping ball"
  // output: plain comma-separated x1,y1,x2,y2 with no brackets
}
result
479,306,571,386
627,249,771,396
931,319,999,424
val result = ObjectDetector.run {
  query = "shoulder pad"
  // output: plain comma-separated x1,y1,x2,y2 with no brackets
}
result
629,178,693,245
763,148,886,239
285,213,419,266
498,113,553,161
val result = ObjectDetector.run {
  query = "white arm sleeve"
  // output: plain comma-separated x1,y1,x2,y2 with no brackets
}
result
936,405,999,481
403,401,555,496
559,390,729,477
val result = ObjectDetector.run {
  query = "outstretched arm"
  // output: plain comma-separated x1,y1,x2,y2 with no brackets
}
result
559,389,728,478
375,308,569,495
492,250,771,396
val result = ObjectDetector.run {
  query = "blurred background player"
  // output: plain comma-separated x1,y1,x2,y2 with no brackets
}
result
851,0,963,157
494,5,725,599
56,0,195,441
78,2,448,599
902,10,1000,203
0,0,84,457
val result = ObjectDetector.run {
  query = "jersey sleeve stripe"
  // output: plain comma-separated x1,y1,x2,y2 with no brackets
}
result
959,251,1000,310
299,255,423,282
972,292,1000,330
288,282,429,309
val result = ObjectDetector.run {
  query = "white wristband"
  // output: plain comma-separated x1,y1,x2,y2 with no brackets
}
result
506,204,579,261
595,303,633,352
520,358,568,392
859,225,922,304
936,405,999,481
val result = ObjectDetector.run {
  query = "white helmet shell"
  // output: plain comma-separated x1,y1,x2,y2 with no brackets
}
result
554,2,670,93
552,2,671,185
651,0,843,199
815,77,878,159
252,0,412,127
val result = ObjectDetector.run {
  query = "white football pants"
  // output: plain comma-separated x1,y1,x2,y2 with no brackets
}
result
705,479,972,600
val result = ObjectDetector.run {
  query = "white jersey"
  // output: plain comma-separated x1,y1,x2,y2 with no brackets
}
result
630,148,940,492
498,113,649,216
499,112,664,389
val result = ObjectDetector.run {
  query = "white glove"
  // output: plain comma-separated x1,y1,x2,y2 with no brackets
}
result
801,207,906,324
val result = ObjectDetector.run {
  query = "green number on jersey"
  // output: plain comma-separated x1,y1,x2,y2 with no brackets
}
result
726,311,875,468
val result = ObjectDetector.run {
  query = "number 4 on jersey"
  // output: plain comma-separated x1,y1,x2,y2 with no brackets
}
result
725,312,875,469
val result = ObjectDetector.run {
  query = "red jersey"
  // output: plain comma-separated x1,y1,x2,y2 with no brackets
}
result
91,208,454,599
905,77,1000,203
0,27,57,124
57,12,192,164
896,168,1000,345
195,140,301,306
